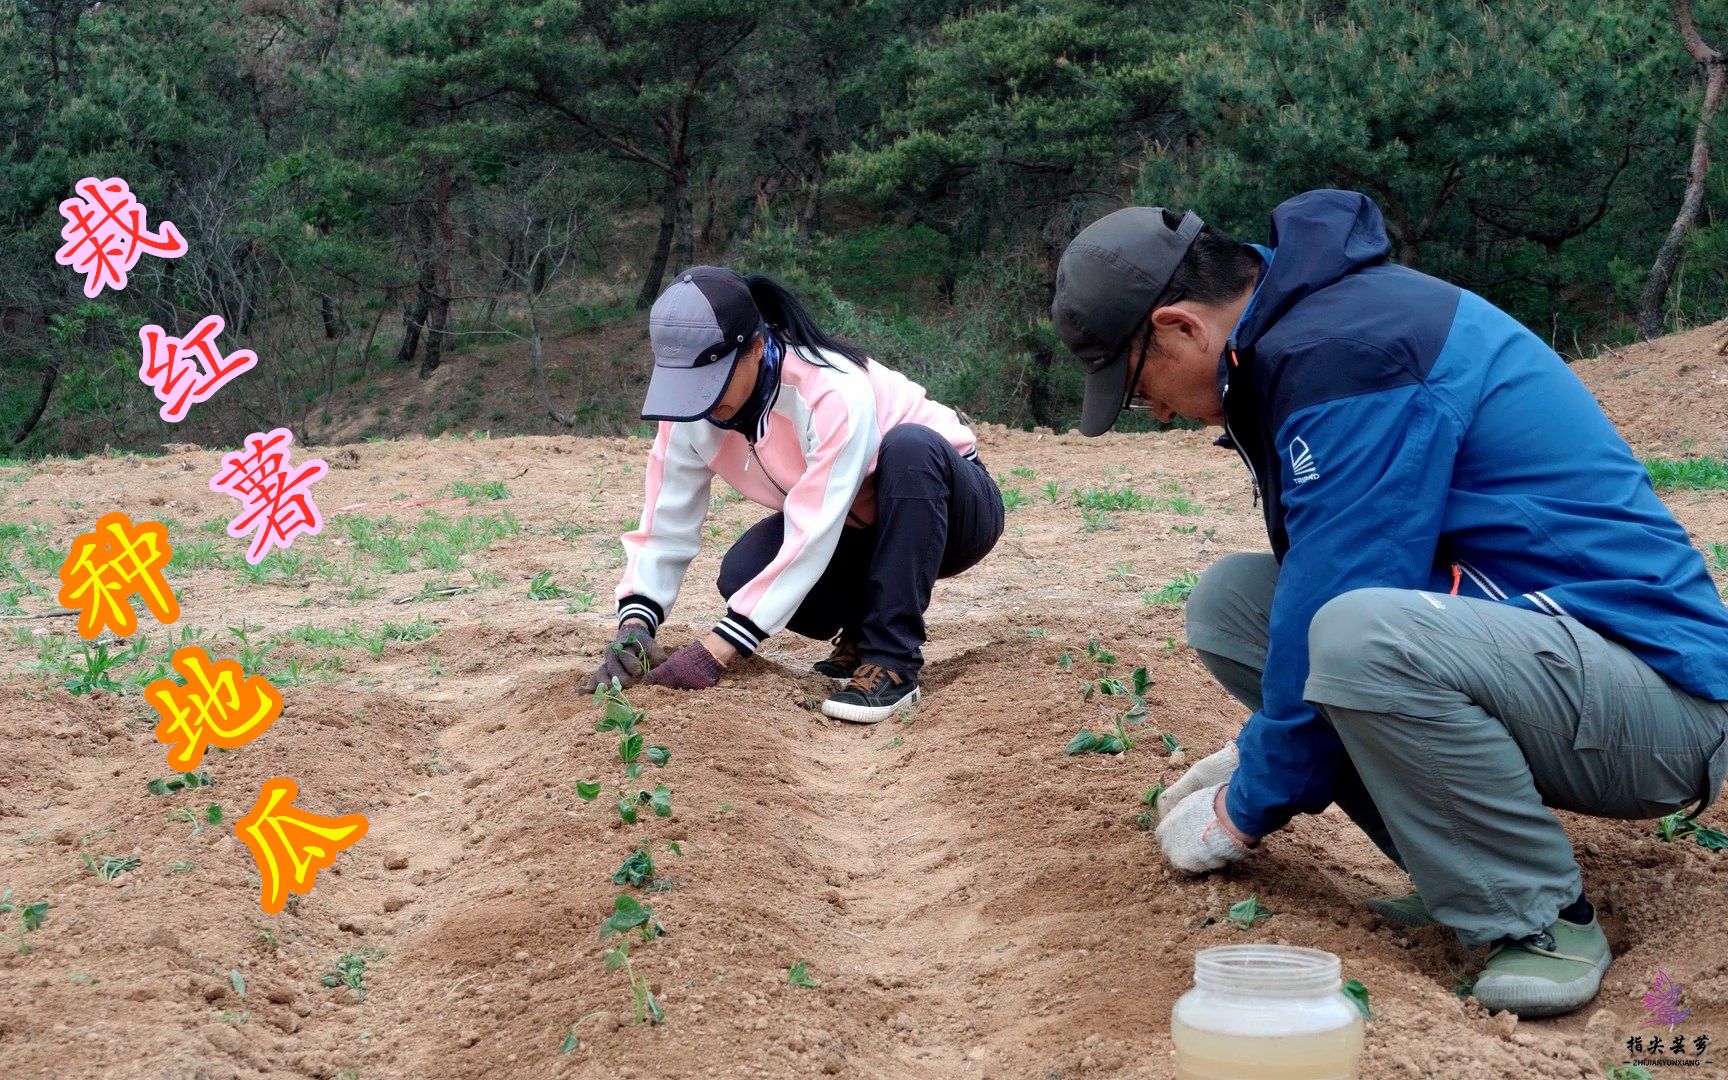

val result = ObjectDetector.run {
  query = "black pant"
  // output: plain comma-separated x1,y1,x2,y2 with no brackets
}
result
717,424,1005,678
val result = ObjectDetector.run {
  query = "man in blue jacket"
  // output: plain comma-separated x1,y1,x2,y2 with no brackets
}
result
1052,190,1728,1017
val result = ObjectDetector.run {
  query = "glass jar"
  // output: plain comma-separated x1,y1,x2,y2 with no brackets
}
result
1171,944,1365,1080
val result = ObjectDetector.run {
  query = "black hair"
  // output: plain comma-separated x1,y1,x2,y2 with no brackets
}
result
743,274,870,370
1135,215,1263,366
1157,214,1262,307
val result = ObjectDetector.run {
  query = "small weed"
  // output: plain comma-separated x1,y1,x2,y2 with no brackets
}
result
446,480,511,503
612,849,657,888
1080,508,1115,532
168,860,196,874
1145,572,1200,606
1011,466,1036,480
1645,456,1728,491
1043,480,1061,503
566,591,597,614
787,962,820,988
1000,488,1032,511
1706,543,1728,573
1107,562,1135,582
1075,487,1150,511
528,570,572,600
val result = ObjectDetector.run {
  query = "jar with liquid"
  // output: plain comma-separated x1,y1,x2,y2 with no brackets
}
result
1171,944,1365,1080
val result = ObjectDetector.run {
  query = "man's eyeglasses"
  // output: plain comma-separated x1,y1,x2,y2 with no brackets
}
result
1121,322,1157,413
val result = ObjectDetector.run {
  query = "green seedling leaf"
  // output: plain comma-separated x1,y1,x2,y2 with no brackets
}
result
83,854,140,882
560,1029,581,1054
1227,894,1270,930
787,962,820,988
646,746,670,767
612,849,656,888
1056,652,1074,670
1143,783,1166,807
146,777,173,796
616,799,639,825
1131,666,1152,697
599,895,663,941
1342,978,1372,1021
1095,733,1127,755
1161,732,1182,754
619,732,643,764
205,804,222,825
1064,730,1100,756
1086,640,1117,665
597,696,637,733
0,889,13,914
21,902,48,932
625,763,646,780
1607,1065,1656,1080
603,946,629,973
666,841,683,857
576,781,602,801
650,786,673,819
642,986,665,1024
1095,676,1128,696
1656,811,1698,843
1693,826,1728,851
230,969,247,998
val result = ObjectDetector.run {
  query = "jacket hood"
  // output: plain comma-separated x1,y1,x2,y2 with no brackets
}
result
1232,190,1392,349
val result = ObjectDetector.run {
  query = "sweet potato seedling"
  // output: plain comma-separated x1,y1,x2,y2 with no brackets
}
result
1227,894,1270,930
787,963,820,988
81,854,140,882
321,945,383,1002
603,942,664,1025
0,890,49,953
1607,1066,1655,1080
1135,784,1165,830
1655,811,1728,849
146,771,213,796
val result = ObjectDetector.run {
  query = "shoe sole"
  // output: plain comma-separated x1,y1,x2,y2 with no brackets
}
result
821,686,920,724
1366,897,1438,929
1471,955,1609,1018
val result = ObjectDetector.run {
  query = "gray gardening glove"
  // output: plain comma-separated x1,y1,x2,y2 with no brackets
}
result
577,621,667,694
1155,740,1239,822
1157,783,1250,874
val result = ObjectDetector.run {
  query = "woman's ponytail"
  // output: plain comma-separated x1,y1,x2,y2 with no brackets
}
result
743,274,870,370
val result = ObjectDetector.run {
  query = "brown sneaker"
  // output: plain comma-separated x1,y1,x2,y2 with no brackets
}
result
812,634,861,681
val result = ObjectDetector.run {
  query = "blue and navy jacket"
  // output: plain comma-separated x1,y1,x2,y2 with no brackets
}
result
1222,190,1728,839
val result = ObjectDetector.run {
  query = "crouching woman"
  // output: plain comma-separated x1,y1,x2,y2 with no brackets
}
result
577,266,1004,722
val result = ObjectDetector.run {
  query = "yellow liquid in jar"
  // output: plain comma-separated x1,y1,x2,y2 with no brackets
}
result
1171,1016,1364,1080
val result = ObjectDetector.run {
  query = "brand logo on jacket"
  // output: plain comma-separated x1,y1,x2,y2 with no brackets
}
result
1289,437,1320,484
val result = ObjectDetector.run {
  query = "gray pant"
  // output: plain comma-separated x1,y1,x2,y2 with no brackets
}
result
1186,552,1728,948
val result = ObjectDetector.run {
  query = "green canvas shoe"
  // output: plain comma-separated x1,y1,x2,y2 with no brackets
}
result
1367,891,1437,929
1472,916,1611,1018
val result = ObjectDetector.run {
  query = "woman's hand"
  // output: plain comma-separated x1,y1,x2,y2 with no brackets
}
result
645,639,728,690
576,621,667,695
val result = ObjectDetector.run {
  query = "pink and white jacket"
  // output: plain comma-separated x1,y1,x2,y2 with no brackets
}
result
614,347,976,656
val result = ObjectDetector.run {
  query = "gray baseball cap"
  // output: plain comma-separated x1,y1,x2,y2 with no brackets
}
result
1051,207,1204,436
642,266,762,422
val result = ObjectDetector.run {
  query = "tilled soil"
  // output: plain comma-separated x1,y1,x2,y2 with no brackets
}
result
0,344,1725,1079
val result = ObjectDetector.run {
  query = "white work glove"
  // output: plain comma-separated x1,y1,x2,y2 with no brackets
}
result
1156,783,1249,874
1155,740,1238,821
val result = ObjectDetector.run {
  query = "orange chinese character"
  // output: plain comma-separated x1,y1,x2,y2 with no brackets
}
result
144,646,284,771
138,315,258,423
237,779,369,915
56,512,179,640
209,428,329,564
54,177,187,298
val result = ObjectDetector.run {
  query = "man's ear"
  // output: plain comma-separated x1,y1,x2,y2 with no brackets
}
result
1150,304,1206,352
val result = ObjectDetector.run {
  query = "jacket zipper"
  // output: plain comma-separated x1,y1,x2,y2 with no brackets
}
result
1221,349,1261,507
1453,558,1507,600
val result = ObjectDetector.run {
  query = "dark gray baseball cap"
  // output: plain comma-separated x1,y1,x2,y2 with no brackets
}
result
642,266,762,422
1052,207,1204,436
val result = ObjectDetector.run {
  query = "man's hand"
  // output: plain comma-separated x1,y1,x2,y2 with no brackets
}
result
1155,740,1238,821
576,620,667,695
645,639,726,690
1156,782,1252,874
